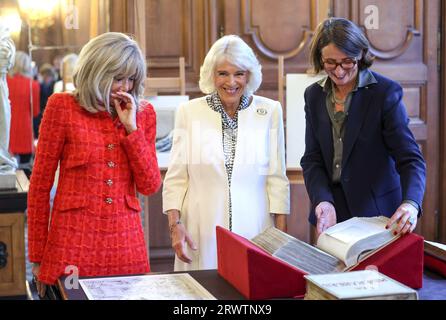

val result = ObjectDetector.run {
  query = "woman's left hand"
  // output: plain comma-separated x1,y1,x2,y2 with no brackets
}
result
32,263,47,298
112,91,137,134
386,203,418,235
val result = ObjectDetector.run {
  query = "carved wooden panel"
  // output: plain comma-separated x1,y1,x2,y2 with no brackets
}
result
0,213,26,297
223,0,330,104
287,171,311,242
145,0,191,66
355,0,421,60
403,87,421,118
441,0,446,243
141,0,214,96
241,0,314,59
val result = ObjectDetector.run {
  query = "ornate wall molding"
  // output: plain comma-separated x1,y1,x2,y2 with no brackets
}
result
356,0,421,60
241,0,314,59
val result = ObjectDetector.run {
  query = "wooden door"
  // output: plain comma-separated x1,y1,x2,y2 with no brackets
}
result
221,0,329,102
114,0,219,99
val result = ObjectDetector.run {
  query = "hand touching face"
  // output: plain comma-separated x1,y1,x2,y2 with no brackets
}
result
111,74,137,134
111,75,135,97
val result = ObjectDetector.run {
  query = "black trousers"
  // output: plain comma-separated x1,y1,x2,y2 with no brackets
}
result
332,183,353,223
308,183,353,226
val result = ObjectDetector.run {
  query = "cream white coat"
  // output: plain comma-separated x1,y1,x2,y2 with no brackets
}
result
162,95,290,271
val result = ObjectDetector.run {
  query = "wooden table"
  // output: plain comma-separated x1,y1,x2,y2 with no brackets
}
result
58,269,446,300
58,269,244,300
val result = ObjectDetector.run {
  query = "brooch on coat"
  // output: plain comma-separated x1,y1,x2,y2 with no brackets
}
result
256,108,267,116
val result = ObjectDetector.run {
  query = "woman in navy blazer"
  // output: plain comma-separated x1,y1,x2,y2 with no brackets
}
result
301,18,426,239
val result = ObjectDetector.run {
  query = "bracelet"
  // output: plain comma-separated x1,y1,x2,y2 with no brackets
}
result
169,220,182,233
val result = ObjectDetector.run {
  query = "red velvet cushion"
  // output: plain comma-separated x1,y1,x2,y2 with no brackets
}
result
424,253,446,277
352,233,424,289
217,227,424,299
217,226,306,299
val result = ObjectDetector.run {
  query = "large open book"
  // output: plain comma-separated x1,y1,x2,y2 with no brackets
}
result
424,240,446,277
424,240,446,262
216,221,423,299
304,270,418,300
251,216,398,274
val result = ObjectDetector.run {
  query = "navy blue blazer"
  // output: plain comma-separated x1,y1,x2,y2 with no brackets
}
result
300,71,426,225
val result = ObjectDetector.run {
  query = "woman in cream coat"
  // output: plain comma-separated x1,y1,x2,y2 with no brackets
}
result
163,35,290,271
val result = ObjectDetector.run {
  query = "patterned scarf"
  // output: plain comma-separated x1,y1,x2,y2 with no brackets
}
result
206,92,251,230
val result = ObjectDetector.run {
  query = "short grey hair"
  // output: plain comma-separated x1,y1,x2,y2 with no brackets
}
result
10,51,32,77
199,35,262,97
73,32,146,113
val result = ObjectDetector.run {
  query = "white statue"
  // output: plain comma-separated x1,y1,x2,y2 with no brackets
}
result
0,22,18,177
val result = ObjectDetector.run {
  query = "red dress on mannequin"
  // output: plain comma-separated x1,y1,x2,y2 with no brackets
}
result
7,74,40,154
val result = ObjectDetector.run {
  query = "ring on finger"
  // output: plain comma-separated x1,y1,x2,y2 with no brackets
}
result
407,216,416,225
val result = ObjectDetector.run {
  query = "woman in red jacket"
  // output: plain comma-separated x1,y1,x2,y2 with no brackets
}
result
28,32,161,298
7,51,40,173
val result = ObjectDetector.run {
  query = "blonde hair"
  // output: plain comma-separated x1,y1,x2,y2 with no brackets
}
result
73,32,146,113
199,35,262,97
10,51,33,78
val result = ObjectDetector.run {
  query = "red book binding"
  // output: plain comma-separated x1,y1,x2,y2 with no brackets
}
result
216,226,424,299
424,254,446,277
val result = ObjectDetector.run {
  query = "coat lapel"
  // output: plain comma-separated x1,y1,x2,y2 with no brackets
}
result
342,88,374,167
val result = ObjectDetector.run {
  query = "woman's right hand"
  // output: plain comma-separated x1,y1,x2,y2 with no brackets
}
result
32,263,47,298
170,222,198,264
315,201,337,240
167,210,197,264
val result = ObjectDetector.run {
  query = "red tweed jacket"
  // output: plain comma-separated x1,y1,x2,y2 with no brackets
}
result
28,93,161,284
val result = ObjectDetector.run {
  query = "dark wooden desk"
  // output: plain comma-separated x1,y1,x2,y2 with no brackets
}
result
418,269,446,300
58,270,245,300
58,269,446,300
0,170,28,212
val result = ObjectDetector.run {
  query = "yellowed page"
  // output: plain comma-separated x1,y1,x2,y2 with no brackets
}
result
316,217,391,266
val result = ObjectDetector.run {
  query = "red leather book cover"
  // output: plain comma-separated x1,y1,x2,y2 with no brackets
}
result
216,226,307,299
217,227,424,299
351,233,424,289
424,253,446,277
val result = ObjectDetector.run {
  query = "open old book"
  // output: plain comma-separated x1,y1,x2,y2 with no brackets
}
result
251,216,399,274
424,240,446,262
424,240,446,277
304,270,418,300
